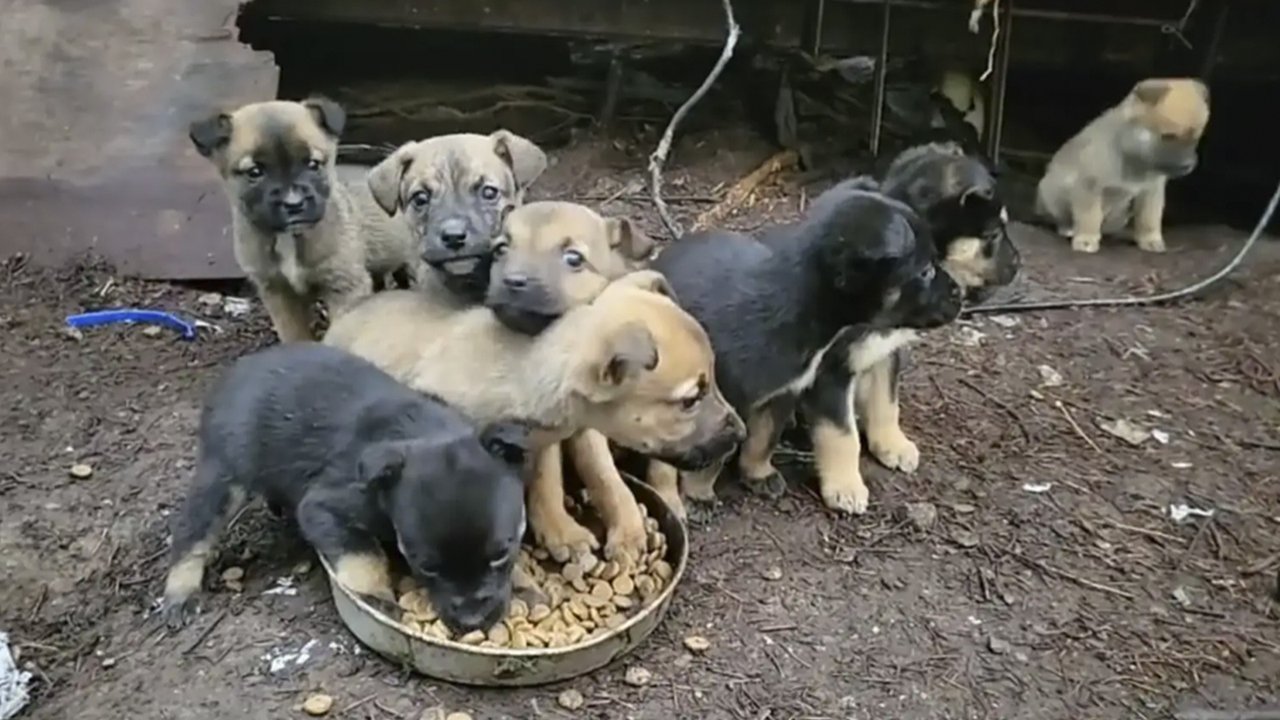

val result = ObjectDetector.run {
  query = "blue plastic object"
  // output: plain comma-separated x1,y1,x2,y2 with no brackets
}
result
65,309,199,341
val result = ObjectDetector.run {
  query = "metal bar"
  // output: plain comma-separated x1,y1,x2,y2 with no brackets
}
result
869,0,892,156
1199,0,1230,80
983,0,1014,164
830,0,1174,28
809,0,828,55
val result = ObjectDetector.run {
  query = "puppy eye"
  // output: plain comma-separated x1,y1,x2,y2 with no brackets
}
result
680,395,701,411
919,265,936,282
1160,131,1180,141
409,190,431,209
244,164,264,180
480,184,501,201
306,158,323,171
563,249,585,269
492,240,509,258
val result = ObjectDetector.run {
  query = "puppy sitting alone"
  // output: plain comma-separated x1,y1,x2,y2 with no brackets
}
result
790,142,1019,479
367,131,548,304
189,98,419,342
483,201,672,560
160,343,530,635
323,271,745,559
1036,78,1210,254
651,184,962,515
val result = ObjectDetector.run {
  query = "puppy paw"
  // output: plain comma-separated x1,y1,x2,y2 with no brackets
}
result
868,430,920,474
159,596,199,632
686,498,720,526
603,515,648,567
743,471,787,499
1070,233,1101,253
535,516,600,564
819,469,870,515
1135,232,1167,253
654,486,688,522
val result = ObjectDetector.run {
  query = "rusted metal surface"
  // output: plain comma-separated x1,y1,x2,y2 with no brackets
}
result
0,0,278,280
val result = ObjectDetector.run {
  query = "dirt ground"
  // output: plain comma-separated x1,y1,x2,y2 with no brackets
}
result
3,127,1279,720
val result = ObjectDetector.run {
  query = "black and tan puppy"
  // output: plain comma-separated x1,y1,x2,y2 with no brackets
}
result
367,132,549,304
651,183,962,515
160,343,530,635
790,143,1020,478
1037,77,1210,254
189,98,419,342
323,271,744,561
483,201,668,559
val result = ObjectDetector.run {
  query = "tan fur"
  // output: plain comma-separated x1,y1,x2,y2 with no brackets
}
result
566,431,647,565
738,405,782,483
333,551,396,603
161,486,248,609
856,359,918,473
1037,78,1210,254
323,271,739,557
200,100,418,342
812,416,869,515
644,461,686,521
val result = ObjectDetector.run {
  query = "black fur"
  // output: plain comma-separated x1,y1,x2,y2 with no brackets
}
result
165,343,529,633
652,185,961,493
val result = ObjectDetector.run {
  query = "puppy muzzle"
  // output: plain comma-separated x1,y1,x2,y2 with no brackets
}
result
439,595,509,635
487,301,560,336
654,422,745,472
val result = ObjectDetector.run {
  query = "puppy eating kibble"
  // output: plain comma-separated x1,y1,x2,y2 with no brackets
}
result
1036,77,1210,253
485,200,665,561
652,183,962,515
793,143,1020,482
189,98,419,342
160,343,530,635
323,271,744,560
366,131,548,304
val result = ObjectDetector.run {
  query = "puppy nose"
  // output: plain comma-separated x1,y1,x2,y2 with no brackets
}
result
503,274,529,290
439,219,468,250
281,190,307,215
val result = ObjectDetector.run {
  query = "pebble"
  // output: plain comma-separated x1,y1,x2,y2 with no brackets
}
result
761,566,783,581
221,566,245,583
444,713,473,720
557,689,585,710
61,326,84,342
950,528,980,548
69,463,94,479
302,694,334,716
899,502,938,531
197,292,224,308
683,635,711,654
142,325,163,337
987,636,1011,655
624,665,652,687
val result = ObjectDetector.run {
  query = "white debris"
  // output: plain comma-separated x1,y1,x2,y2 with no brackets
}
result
1151,429,1170,445
952,326,986,347
261,577,298,597
0,632,32,720
1171,461,1193,469
1097,418,1149,446
261,639,319,675
989,314,1020,328
1021,482,1053,493
1036,364,1064,388
222,296,252,318
1168,504,1215,523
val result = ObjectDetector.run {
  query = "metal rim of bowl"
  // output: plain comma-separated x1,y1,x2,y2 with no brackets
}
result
318,474,689,660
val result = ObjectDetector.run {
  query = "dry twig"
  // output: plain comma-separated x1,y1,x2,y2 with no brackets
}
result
692,150,798,231
648,0,742,240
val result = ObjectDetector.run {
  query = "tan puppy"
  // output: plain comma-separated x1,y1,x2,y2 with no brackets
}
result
484,201,658,561
366,131,548,304
189,98,418,342
1036,78,1210,254
323,271,745,561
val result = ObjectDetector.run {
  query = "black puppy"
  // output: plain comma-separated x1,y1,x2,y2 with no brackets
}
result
780,143,1021,484
652,182,961,517
160,343,530,635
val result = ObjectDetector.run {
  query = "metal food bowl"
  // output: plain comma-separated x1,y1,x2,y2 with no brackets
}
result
319,474,689,687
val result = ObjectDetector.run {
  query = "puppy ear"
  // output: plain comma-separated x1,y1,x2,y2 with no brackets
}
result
1131,79,1171,106
605,217,656,262
596,322,659,390
1189,78,1210,104
189,112,233,159
357,441,407,489
302,96,347,139
478,420,533,467
612,270,678,303
367,142,416,216
959,183,997,210
491,130,548,191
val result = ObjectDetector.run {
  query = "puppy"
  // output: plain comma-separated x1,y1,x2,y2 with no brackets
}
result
366,131,549,304
189,98,419,342
1036,78,1210,254
323,271,745,560
798,143,1020,479
484,201,665,558
651,184,962,515
160,343,530,634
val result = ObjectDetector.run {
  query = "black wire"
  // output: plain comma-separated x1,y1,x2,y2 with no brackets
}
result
962,177,1280,316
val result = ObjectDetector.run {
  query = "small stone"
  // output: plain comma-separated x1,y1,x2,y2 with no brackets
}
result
557,689,585,710
987,636,1011,655
142,325,163,337
101,657,117,668
292,560,313,576
624,665,652,686
444,713,473,720
1036,364,1064,388
302,694,334,716
1171,586,1193,608
950,528,980,548
761,566,783,581
69,463,94,479
897,502,937,531
61,326,84,342
683,635,711,654
221,566,245,583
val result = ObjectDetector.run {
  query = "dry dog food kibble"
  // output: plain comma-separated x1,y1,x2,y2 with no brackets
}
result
394,504,672,650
